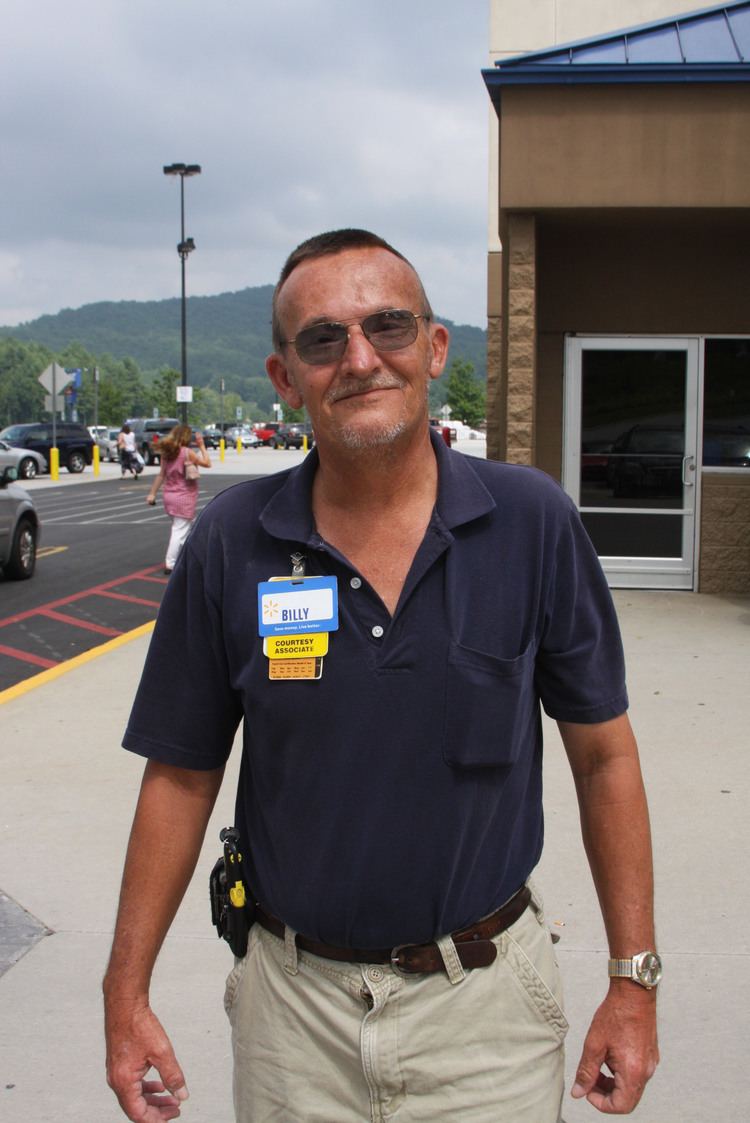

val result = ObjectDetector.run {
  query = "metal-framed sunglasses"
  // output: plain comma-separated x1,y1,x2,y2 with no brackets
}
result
281,308,428,366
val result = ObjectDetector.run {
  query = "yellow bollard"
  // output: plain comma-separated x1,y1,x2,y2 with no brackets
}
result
220,438,225,463
93,444,100,477
236,437,242,453
302,436,308,452
50,446,60,482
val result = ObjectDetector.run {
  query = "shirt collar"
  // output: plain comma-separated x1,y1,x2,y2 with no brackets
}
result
259,426,496,544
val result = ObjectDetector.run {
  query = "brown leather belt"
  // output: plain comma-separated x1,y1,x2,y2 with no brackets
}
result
254,885,531,975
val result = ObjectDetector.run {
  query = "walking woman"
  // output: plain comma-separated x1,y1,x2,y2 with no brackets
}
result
146,424,211,573
118,424,138,477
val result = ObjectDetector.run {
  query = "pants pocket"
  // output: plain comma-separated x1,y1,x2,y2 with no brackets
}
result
224,926,259,1017
503,911,569,1043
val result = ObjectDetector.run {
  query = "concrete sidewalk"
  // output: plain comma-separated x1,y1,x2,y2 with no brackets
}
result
1,589,748,1122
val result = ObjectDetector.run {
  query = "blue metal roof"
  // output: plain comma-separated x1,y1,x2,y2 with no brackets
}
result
483,1,750,94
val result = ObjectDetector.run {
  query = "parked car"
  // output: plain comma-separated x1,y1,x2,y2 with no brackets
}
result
428,418,455,447
253,421,282,445
0,439,47,481
200,426,223,449
88,425,120,462
226,426,260,448
124,418,180,465
606,425,684,498
0,466,39,579
0,422,94,474
702,426,750,468
270,422,315,449
106,429,121,461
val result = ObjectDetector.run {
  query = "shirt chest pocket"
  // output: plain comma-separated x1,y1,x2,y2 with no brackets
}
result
443,641,537,768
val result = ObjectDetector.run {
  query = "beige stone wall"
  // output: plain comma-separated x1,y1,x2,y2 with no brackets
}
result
505,215,537,464
699,474,750,593
485,315,504,462
485,250,504,462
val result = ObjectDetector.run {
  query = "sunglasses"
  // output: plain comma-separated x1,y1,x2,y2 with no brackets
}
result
281,308,428,366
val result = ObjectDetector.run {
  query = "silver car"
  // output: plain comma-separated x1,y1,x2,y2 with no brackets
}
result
0,466,39,579
88,426,120,462
0,438,47,481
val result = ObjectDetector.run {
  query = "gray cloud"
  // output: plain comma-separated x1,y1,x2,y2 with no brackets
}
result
0,0,490,327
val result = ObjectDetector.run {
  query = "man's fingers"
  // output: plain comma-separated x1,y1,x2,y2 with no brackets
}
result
118,1073,186,1121
571,1053,604,1098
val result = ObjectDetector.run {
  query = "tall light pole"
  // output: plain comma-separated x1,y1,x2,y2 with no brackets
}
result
163,162,201,424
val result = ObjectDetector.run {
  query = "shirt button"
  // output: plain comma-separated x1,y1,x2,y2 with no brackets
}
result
367,966,384,983
371,625,384,639
350,577,362,589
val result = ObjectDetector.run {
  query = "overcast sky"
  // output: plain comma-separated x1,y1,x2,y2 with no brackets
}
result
0,1,491,330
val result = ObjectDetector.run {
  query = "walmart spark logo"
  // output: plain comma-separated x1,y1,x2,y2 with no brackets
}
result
262,597,281,623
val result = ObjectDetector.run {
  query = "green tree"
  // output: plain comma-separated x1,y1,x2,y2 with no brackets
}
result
282,404,306,422
0,338,50,425
445,359,486,429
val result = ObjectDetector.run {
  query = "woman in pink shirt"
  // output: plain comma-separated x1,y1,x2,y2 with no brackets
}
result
146,424,211,573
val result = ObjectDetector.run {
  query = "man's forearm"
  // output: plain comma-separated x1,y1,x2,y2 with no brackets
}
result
559,713,659,1112
104,759,224,1001
558,714,654,953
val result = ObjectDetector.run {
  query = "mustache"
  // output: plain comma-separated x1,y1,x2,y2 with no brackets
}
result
325,373,406,404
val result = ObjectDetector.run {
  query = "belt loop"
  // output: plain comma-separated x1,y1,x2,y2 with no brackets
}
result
283,925,299,975
436,934,466,985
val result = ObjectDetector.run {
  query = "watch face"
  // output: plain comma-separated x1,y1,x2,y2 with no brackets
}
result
635,951,662,987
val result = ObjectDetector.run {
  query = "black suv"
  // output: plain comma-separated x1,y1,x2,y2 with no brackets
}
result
271,422,315,450
0,422,94,474
125,418,180,465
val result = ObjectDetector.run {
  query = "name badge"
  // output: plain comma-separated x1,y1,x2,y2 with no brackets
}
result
258,575,338,637
264,633,329,660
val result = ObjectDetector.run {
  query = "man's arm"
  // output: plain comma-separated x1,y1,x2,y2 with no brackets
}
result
557,713,659,1115
104,759,224,1122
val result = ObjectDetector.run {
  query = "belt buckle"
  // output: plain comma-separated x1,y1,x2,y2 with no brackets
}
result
390,943,417,976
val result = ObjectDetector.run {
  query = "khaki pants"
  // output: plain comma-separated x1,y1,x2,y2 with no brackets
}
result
225,891,568,1123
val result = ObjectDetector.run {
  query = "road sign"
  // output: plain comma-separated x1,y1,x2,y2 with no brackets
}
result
38,362,73,395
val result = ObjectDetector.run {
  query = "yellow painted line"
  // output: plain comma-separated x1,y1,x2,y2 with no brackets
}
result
0,620,155,706
37,545,69,558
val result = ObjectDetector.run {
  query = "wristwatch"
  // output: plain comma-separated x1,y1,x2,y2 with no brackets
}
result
608,950,662,989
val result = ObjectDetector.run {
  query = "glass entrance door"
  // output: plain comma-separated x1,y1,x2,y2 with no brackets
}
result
564,337,699,589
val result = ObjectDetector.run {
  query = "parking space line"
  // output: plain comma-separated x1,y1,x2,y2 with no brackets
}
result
38,608,122,637
0,644,58,670
97,590,161,608
0,621,156,706
0,565,164,628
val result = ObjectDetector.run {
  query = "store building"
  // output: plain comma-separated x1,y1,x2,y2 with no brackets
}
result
483,1,750,591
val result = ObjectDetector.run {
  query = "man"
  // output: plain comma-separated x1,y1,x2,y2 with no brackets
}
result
104,229,659,1122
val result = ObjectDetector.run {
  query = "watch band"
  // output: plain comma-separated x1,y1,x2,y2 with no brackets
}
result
608,950,662,989
609,956,637,977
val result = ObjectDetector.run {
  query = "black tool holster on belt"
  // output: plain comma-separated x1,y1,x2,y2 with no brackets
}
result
209,827,256,958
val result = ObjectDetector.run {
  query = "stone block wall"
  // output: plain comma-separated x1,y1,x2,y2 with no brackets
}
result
486,313,504,462
699,473,750,593
505,215,537,465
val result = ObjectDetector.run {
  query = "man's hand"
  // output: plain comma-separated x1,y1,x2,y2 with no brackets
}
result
105,998,189,1121
571,984,659,1114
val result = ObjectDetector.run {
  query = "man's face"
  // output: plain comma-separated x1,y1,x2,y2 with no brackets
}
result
266,248,449,453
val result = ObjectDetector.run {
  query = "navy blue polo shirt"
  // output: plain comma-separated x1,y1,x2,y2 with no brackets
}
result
123,431,627,948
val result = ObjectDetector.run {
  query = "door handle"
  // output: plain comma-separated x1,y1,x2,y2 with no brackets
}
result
682,455,695,486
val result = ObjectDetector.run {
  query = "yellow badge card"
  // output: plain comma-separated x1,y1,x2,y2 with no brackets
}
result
264,633,329,660
268,657,323,681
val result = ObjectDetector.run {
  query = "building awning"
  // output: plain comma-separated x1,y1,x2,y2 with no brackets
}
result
483,0,750,109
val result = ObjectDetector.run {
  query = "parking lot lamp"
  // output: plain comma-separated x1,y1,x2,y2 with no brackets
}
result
163,162,201,424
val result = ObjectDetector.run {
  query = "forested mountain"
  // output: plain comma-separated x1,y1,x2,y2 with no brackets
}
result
0,287,487,394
